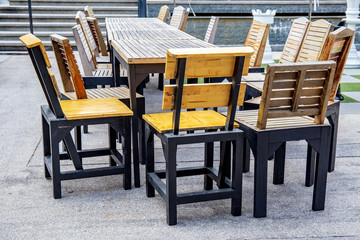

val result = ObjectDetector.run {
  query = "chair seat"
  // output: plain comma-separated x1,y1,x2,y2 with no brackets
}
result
64,86,143,101
93,69,112,77
233,110,320,131
143,110,239,133
60,97,133,120
96,55,110,63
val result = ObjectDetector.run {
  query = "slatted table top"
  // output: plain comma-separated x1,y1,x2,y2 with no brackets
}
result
107,18,216,64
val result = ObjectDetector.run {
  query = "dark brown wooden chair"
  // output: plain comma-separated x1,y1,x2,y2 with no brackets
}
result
144,46,253,225
232,61,336,218
20,33,133,199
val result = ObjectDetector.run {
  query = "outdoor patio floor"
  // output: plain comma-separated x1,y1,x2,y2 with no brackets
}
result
0,52,360,239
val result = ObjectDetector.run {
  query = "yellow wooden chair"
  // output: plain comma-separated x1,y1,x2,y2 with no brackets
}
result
20,33,134,198
143,46,253,225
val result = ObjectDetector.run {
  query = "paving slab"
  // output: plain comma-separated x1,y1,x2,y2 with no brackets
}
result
0,53,360,239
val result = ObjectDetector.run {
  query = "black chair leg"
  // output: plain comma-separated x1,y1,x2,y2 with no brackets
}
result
312,126,331,211
83,125,89,134
204,132,214,190
243,139,250,173
42,115,51,179
327,109,339,172
75,126,82,164
273,142,286,185
122,119,132,190
50,125,61,199
165,141,177,226
109,125,117,166
306,144,316,187
145,125,155,197
231,137,243,216
158,73,164,90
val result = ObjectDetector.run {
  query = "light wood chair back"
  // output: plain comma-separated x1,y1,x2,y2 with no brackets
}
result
169,6,186,29
20,33,65,118
86,17,108,56
50,34,87,99
296,19,333,63
204,16,219,44
163,47,254,134
279,17,310,63
157,5,169,22
72,24,96,75
84,5,95,18
76,11,99,62
179,8,190,31
164,47,253,79
257,61,336,129
319,27,354,101
163,83,247,110
244,20,270,68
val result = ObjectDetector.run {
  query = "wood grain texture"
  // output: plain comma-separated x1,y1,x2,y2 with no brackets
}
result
60,97,133,120
319,27,355,101
19,33,51,68
162,82,247,110
48,70,62,98
50,34,87,99
76,11,98,64
87,17,108,56
164,47,253,79
279,17,310,64
255,61,336,129
204,16,219,44
157,5,169,22
296,19,332,63
169,6,186,29
143,110,239,133
244,20,270,67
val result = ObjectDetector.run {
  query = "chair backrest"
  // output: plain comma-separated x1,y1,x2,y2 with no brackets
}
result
86,17,108,56
72,24,96,76
157,5,169,22
204,16,219,44
257,61,336,129
164,47,254,134
179,8,190,31
169,6,186,29
244,20,270,68
50,34,87,99
296,19,333,63
279,17,310,64
319,27,354,101
84,5,95,18
19,33,65,118
76,11,99,62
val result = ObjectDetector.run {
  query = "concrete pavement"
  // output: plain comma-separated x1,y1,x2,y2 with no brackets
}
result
0,53,360,239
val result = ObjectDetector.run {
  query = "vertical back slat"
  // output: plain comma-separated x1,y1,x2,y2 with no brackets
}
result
279,17,310,63
50,34,87,99
244,20,270,68
319,27,355,101
157,5,169,22
204,16,219,44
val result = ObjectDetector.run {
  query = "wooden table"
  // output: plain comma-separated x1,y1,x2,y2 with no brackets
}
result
106,18,215,187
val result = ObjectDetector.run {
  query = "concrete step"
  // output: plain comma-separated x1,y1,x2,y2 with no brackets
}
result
0,5,138,14
9,0,138,6
0,13,137,22
0,21,106,31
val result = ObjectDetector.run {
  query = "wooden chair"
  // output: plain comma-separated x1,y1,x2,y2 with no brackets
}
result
144,47,254,225
180,8,190,31
169,6,186,30
20,33,133,199
72,25,121,79
204,16,219,44
279,17,310,64
86,17,108,56
50,33,145,187
84,5,95,18
157,5,169,23
232,61,336,218
76,11,110,64
244,20,270,68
